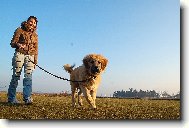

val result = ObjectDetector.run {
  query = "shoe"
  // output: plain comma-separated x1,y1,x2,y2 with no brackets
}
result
8,99,20,104
24,98,33,105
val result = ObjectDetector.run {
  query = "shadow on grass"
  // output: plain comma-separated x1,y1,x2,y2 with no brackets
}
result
0,101,25,106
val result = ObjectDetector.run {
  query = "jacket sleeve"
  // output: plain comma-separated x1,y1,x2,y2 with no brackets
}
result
34,34,38,64
10,28,22,48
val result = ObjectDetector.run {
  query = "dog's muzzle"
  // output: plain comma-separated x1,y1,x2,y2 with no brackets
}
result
91,66,100,74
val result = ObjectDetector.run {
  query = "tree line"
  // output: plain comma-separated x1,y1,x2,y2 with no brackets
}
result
113,88,180,99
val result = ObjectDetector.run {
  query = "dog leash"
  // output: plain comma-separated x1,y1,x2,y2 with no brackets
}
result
27,57,95,83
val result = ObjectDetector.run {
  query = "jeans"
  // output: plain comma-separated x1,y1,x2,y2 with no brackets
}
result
8,51,35,102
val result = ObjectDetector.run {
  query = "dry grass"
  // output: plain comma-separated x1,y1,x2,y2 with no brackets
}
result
0,92,180,119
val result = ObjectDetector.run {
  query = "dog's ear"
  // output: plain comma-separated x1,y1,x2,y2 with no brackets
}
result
101,57,108,71
83,55,90,69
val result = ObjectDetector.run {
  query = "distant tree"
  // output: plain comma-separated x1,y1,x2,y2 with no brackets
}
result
173,91,180,99
113,88,160,98
149,90,160,98
161,91,171,98
138,89,145,98
133,89,138,97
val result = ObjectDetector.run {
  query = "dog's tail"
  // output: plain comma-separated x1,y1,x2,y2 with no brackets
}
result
63,64,75,74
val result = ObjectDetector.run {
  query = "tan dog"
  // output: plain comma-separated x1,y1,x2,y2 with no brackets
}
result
64,54,108,109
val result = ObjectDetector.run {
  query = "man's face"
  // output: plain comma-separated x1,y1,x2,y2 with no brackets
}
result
28,18,37,31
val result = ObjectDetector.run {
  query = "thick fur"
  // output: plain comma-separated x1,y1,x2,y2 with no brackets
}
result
64,54,108,109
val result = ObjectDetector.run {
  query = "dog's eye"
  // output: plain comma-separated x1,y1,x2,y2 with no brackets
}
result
98,61,101,64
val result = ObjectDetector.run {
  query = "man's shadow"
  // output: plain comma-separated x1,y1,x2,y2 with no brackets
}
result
0,101,24,106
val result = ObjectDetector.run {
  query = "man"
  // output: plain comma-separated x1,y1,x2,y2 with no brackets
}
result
8,16,38,105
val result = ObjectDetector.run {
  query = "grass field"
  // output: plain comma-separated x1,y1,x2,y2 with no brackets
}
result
0,92,180,119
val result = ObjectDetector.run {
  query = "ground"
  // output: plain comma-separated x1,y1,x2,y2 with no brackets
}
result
0,92,180,119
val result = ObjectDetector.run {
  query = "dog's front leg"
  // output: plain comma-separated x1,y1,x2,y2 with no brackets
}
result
90,90,97,108
81,87,96,109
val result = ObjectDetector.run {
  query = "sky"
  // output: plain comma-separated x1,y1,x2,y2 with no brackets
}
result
0,0,180,96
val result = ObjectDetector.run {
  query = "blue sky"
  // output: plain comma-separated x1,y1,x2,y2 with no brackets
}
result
0,0,180,96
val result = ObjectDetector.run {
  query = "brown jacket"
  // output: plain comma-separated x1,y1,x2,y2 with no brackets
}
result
10,21,38,64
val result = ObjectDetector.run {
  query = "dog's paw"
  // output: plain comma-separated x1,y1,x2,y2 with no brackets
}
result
93,107,97,111
90,106,97,110
78,102,83,106
72,103,77,108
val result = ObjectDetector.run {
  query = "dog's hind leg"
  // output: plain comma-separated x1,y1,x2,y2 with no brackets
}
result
78,89,83,106
71,86,77,107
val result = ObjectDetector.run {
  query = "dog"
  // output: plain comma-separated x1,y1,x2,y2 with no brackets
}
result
64,54,108,109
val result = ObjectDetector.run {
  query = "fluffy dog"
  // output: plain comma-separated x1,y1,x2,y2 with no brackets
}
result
64,54,108,109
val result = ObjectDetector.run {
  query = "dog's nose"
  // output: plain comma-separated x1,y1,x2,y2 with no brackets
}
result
94,66,99,72
91,66,100,74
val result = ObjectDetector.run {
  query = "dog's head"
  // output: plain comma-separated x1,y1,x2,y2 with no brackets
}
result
83,54,108,76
